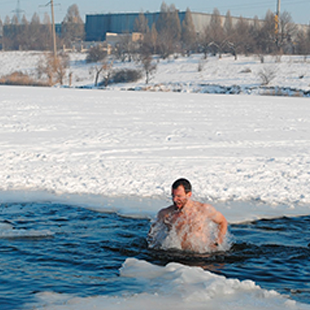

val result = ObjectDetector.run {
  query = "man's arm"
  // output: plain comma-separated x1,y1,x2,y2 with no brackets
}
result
149,206,173,233
207,206,228,244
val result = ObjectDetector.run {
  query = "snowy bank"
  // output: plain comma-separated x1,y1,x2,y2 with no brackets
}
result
0,85,309,223
1,51,310,96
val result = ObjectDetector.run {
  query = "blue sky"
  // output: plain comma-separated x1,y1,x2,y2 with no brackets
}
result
0,0,309,24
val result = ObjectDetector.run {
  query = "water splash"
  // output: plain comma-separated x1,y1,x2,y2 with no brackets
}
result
148,213,230,253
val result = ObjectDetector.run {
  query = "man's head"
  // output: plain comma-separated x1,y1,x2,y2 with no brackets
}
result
172,178,192,193
171,178,192,209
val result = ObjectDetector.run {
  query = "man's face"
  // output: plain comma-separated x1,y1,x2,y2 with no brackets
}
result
172,185,192,209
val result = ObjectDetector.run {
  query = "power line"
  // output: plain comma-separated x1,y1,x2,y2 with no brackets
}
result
191,0,275,12
192,0,309,14
281,0,309,4
0,0,14,6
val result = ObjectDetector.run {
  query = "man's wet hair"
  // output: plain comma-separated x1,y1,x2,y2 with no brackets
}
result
172,178,192,193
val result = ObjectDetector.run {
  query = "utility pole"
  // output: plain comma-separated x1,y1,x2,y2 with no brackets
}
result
50,0,57,61
276,0,281,17
40,1,58,59
274,0,281,50
275,0,281,34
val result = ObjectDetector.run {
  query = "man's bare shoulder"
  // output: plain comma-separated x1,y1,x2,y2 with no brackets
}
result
192,200,216,214
157,205,175,219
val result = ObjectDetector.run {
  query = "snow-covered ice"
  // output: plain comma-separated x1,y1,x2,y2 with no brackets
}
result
31,258,310,310
1,86,309,222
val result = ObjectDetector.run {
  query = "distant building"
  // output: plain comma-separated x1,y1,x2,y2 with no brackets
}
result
85,12,159,41
55,24,62,36
106,32,143,47
85,11,262,42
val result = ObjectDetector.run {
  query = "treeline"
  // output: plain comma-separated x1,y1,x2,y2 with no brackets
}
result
0,4,84,50
131,3,310,60
1,1,310,59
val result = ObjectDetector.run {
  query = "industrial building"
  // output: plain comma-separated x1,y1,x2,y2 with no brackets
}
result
85,11,251,42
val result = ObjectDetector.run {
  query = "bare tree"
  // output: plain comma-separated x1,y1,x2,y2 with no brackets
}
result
114,33,137,62
134,12,150,34
169,4,181,43
141,55,157,84
86,45,107,63
62,4,85,47
138,39,157,84
19,15,29,49
10,14,21,50
258,66,276,85
222,11,236,58
181,8,196,55
2,16,12,50
232,17,251,58
156,2,181,58
91,59,113,87
42,12,53,50
55,52,70,85
258,10,277,54
278,11,297,53
205,8,224,57
86,47,111,86
156,1,169,34
294,28,310,60
37,52,70,85
29,13,42,50
248,15,262,55
101,61,114,87
223,10,234,38
150,23,158,54
2,10,55,51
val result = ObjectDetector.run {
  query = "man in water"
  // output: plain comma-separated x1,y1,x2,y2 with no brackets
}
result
149,178,228,252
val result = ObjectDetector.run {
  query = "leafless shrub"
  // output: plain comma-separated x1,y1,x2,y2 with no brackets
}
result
258,67,276,85
0,71,48,86
36,52,70,86
240,67,252,73
141,55,157,84
86,45,107,63
110,68,142,84
261,88,304,97
99,61,114,87
89,60,113,87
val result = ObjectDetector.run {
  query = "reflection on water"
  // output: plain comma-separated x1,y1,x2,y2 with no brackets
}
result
0,202,309,309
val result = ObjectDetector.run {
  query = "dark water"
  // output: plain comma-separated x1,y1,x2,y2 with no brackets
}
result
0,202,310,309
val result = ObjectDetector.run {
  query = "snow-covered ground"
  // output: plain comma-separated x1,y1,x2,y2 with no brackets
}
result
0,51,310,309
1,51,310,95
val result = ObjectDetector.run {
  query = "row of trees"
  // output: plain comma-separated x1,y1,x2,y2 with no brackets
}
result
1,2,310,59
130,3,310,60
0,4,84,50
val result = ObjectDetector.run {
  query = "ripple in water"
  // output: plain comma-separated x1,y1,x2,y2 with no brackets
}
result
0,202,309,309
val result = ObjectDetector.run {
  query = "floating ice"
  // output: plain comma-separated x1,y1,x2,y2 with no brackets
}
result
31,258,309,310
